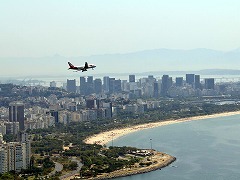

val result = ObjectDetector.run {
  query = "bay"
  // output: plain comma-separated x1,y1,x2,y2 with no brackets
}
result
110,115,240,180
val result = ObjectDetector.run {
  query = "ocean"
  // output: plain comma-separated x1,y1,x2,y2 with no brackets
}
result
109,115,240,180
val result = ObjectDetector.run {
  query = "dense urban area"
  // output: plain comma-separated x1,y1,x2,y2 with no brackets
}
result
1,73,240,179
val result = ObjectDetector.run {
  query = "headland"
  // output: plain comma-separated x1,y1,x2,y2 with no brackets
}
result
89,150,176,180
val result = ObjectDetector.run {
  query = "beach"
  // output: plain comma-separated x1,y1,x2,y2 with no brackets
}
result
84,111,240,146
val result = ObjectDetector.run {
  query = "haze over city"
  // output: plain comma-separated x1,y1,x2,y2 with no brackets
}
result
1,0,240,76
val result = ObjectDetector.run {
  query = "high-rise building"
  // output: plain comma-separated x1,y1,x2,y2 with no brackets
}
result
6,142,24,172
205,78,215,89
109,78,115,94
168,77,173,87
103,76,110,92
67,79,76,93
153,82,159,98
194,75,201,89
94,78,102,94
0,145,8,173
21,133,31,169
87,76,93,84
186,74,195,85
9,102,24,132
102,102,112,118
129,75,135,83
86,76,94,95
176,77,183,87
147,75,156,84
0,137,31,173
161,75,170,97
80,76,86,95
114,79,122,93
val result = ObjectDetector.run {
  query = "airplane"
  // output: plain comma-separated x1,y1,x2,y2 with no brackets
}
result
68,62,96,72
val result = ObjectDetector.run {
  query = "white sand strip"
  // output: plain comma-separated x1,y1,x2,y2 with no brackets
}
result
84,111,240,146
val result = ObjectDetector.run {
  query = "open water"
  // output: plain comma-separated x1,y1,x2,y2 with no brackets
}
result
110,115,240,180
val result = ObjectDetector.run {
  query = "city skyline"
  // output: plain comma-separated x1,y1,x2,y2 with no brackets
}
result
1,62,240,178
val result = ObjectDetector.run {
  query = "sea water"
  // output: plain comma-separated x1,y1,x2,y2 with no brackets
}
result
110,115,240,180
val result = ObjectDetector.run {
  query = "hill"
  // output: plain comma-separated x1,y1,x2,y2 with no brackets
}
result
1,48,240,77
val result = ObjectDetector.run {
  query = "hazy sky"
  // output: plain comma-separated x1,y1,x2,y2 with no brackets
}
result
1,0,240,57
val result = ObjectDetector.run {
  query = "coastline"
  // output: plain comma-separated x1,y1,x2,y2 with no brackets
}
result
84,110,240,146
90,151,176,180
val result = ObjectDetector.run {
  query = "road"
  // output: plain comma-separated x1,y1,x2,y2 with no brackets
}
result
48,161,63,177
59,157,83,180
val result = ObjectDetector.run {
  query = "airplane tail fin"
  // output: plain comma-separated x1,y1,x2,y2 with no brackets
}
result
84,62,88,68
68,62,75,68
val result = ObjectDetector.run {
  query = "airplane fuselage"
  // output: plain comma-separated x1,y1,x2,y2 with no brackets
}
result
68,62,96,72
87,64,96,69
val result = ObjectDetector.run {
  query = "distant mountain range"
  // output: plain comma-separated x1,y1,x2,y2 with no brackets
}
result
1,48,240,77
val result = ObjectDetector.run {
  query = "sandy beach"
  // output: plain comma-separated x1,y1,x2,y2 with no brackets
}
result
84,111,240,146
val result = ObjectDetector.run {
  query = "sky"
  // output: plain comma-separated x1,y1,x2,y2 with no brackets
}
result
1,0,240,58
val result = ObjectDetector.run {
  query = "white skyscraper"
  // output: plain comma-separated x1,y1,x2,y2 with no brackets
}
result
0,134,31,173
0,145,8,173
21,133,31,169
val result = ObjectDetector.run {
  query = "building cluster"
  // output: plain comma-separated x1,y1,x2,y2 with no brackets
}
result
58,98,160,122
0,100,160,133
0,133,31,173
0,102,55,136
32,97,160,124
63,74,218,98
0,102,32,173
1,73,238,133
0,73,236,132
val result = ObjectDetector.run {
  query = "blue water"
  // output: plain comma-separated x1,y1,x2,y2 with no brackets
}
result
110,115,240,180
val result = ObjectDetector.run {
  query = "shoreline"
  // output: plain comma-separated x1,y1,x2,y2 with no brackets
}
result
90,151,176,180
84,110,240,146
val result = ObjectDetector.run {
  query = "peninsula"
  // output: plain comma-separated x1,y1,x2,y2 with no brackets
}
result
90,150,176,180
